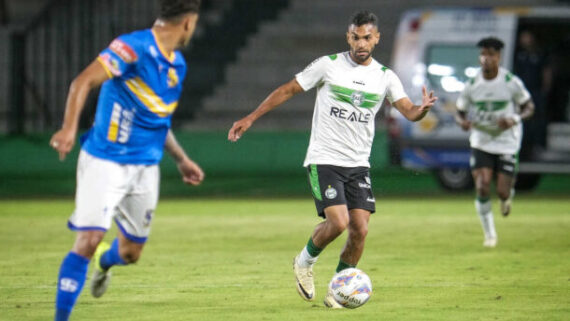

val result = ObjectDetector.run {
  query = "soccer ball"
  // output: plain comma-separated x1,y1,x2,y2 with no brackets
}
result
328,268,372,308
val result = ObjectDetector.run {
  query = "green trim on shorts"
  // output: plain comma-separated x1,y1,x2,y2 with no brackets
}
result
309,164,322,201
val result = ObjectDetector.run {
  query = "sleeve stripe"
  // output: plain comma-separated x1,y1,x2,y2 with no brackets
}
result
96,56,113,79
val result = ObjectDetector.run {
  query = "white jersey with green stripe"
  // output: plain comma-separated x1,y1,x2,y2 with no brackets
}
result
295,52,407,168
456,67,531,155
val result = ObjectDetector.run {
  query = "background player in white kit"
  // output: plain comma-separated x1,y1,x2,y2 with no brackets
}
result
228,11,437,308
455,37,534,248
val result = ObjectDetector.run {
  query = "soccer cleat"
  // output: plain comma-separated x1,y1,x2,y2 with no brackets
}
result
293,255,315,301
323,288,344,309
483,238,498,248
500,198,512,217
90,241,111,298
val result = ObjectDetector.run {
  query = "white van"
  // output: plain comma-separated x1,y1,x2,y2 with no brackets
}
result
389,7,570,190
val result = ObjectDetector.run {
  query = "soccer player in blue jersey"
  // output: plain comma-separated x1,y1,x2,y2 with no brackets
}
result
49,1,203,320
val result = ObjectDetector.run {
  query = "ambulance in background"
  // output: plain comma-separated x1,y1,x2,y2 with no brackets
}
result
389,7,570,190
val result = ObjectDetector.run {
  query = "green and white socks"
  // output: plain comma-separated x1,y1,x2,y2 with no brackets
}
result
475,197,497,241
297,238,323,268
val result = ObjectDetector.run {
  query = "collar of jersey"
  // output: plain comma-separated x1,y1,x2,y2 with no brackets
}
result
151,29,176,63
345,51,375,68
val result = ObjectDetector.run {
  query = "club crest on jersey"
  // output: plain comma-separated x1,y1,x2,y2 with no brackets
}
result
350,91,365,107
325,185,337,199
109,39,138,63
167,68,179,87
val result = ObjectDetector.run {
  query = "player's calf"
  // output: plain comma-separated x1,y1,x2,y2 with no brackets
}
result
500,188,515,217
90,239,127,298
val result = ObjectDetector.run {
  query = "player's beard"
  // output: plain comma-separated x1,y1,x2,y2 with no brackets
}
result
351,49,371,63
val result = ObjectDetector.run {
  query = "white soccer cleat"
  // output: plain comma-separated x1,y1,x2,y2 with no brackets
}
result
483,238,498,248
293,255,315,301
90,242,111,298
323,287,344,309
500,198,512,217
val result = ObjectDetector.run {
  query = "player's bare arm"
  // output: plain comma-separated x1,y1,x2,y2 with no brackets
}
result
228,78,304,142
49,60,109,160
455,111,471,131
392,85,437,121
165,130,204,185
497,99,535,129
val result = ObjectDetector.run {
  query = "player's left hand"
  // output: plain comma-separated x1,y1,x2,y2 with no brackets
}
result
177,158,205,186
419,86,438,112
497,117,516,129
228,116,253,142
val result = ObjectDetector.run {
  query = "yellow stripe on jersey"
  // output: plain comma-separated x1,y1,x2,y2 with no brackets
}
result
107,103,122,142
151,29,175,63
107,120,119,142
96,56,114,79
124,77,178,117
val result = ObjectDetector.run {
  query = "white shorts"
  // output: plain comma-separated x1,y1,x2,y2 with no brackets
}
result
68,150,160,243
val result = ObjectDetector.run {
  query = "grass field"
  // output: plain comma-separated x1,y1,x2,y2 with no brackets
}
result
0,197,568,321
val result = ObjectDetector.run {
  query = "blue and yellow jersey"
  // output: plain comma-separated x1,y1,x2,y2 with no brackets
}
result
81,28,187,165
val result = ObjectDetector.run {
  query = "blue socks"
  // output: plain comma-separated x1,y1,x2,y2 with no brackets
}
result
99,238,126,270
55,252,89,321
54,239,127,320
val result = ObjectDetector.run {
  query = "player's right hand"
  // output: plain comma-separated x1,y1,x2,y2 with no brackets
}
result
228,117,253,142
50,128,76,161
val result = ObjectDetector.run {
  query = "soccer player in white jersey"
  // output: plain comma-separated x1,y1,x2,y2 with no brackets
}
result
456,37,534,248
228,11,437,308
49,1,204,320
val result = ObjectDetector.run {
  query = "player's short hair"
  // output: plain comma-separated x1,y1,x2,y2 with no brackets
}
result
477,37,505,51
159,0,201,21
349,10,378,28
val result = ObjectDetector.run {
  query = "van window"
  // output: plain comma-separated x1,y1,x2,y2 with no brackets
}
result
426,45,479,93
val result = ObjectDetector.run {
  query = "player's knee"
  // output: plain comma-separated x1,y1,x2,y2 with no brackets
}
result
475,183,490,197
497,189,510,201
328,217,349,235
350,224,368,241
73,232,105,257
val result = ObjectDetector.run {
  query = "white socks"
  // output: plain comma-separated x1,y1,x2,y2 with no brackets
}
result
475,199,497,240
297,246,319,268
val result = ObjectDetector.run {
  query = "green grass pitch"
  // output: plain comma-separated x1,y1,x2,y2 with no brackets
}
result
0,196,568,321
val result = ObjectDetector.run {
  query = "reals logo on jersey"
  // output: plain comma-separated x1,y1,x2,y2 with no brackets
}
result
167,68,179,87
110,39,138,63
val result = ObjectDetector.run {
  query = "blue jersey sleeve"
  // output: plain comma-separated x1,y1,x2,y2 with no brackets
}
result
97,34,141,78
